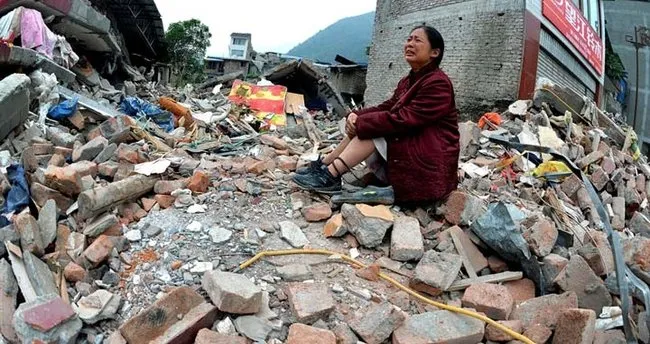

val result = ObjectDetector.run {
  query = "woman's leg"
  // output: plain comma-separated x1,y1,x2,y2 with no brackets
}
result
327,137,376,176
322,135,351,164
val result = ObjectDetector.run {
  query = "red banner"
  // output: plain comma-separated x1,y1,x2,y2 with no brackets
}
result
542,0,603,75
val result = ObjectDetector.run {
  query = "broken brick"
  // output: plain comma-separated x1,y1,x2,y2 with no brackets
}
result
44,165,82,196
553,255,612,313
523,324,553,344
14,213,44,257
98,161,119,179
503,278,535,305
485,320,523,342
323,213,345,237
141,198,156,212
390,216,424,262
31,183,74,212
348,302,405,344
488,255,508,273
461,283,514,320
442,190,483,226
187,170,210,193
154,195,175,209
286,323,335,344
83,235,114,267
301,202,332,222
260,134,288,150
63,262,87,283
552,308,596,344
154,179,188,195
510,291,578,328
116,143,146,164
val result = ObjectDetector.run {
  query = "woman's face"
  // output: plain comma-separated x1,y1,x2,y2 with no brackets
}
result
404,28,439,68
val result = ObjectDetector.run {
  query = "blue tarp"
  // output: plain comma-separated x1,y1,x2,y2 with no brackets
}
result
4,164,29,214
48,96,79,120
119,97,175,132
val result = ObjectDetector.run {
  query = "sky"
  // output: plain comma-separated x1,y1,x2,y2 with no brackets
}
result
155,0,377,57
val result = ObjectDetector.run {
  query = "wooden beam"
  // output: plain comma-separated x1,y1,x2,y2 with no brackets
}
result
447,271,523,292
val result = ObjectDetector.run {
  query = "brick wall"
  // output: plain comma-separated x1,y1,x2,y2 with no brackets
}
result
366,0,526,118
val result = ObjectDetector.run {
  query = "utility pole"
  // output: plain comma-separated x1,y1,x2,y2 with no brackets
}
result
625,26,650,131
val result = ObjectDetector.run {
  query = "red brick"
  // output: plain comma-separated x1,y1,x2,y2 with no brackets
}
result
590,167,609,191
44,165,82,196
286,323,336,344
83,235,114,267
22,297,75,332
64,262,87,282
510,291,578,328
461,283,514,320
48,154,66,167
154,195,175,209
552,308,596,344
14,213,44,256
523,324,552,344
117,143,146,164
577,150,605,169
154,179,188,195
593,329,626,344
247,160,269,175
443,190,483,226
67,161,98,178
98,161,119,178
601,156,616,175
260,134,288,150
623,237,650,271
503,278,536,305
54,146,73,159
194,329,249,344
485,320,523,342
141,198,156,212
302,202,332,222
118,203,147,223
488,255,508,273
276,155,298,172
119,287,217,344
286,283,335,324
553,255,611,313
187,170,209,193
31,183,74,211
561,174,582,198
32,143,54,155
523,217,557,257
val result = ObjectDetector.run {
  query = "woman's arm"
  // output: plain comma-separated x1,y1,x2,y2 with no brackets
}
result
355,76,453,139
354,79,405,116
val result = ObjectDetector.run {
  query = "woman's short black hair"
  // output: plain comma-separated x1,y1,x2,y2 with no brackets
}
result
411,25,444,67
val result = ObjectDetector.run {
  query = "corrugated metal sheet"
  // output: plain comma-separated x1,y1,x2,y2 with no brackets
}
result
540,28,597,93
538,48,595,99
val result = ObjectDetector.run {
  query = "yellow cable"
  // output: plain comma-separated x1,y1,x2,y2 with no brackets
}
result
239,249,536,344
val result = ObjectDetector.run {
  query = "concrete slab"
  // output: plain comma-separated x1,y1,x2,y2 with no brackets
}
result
0,44,75,84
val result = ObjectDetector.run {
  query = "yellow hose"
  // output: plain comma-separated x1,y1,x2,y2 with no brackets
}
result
238,249,536,344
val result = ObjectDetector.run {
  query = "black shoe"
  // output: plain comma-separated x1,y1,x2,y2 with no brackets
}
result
332,185,395,205
295,155,324,175
292,165,342,194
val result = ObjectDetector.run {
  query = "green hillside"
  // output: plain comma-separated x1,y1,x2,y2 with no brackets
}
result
288,12,374,64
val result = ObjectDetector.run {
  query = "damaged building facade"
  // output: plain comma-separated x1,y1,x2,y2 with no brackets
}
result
0,0,167,88
366,0,606,116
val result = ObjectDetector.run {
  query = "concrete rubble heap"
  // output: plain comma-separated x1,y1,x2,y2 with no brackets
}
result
0,4,645,344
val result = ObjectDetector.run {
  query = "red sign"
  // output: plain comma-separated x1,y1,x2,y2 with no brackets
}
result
542,0,603,75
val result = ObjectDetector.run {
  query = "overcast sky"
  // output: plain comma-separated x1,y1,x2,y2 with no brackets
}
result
155,0,377,57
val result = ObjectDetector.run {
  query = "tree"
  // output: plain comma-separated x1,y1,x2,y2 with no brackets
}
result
165,19,212,87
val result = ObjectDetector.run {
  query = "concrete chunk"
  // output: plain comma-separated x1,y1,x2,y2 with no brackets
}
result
442,190,484,226
348,302,405,344
72,136,107,162
410,251,462,295
0,74,30,142
13,294,82,344
392,310,484,344
202,271,262,314
286,283,335,324
37,200,57,247
14,213,44,257
341,203,393,248
390,216,424,261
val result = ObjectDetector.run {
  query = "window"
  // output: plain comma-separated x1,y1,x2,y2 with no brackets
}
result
232,38,247,46
585,0,600,33
231,49,244,57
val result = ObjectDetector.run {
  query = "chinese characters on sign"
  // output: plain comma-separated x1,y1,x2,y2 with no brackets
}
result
542,0,604,75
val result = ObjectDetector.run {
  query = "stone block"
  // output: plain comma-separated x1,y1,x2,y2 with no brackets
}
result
0,74,30,142
286,283,335,324
348,302,405,344
202,271,262,314
392,310,484,344
552,308,596,344
461,283,514,320
410,251,462,296
390,216,424,261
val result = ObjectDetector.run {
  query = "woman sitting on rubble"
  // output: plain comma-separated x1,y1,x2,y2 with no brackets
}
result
292,25,460,204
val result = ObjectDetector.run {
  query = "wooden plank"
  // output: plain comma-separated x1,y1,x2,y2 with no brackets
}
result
447,271,523,292
5,241,37,302
449,228,478,279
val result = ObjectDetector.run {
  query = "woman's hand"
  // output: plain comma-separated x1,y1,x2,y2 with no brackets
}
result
346,112,358,138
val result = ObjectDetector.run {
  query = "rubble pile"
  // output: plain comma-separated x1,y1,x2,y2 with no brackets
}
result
0,11,646,342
